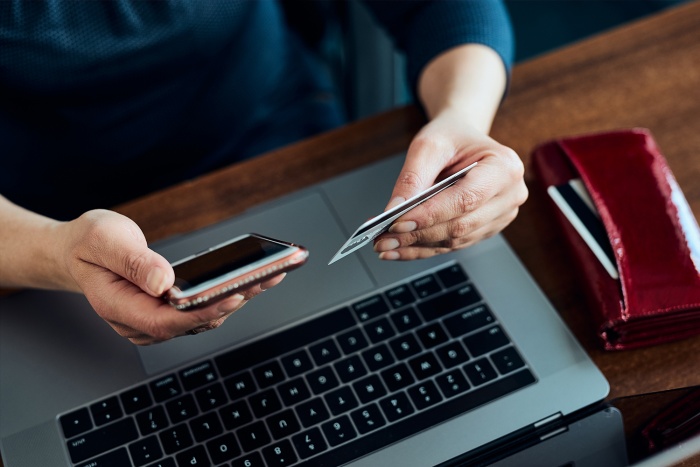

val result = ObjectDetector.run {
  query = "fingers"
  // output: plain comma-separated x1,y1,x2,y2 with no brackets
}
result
106,272,288,345
376,144,527,261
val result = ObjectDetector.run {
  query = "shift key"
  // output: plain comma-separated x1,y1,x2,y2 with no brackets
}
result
67,417,138,463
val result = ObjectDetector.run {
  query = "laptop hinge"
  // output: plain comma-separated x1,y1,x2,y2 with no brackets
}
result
533,412,563,428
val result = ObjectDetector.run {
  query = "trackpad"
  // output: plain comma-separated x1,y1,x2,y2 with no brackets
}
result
138,192,375,375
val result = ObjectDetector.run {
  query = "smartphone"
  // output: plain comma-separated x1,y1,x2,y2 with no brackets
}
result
164,233,309,311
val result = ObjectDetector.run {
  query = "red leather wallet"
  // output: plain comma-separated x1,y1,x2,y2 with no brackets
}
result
531,128,700,350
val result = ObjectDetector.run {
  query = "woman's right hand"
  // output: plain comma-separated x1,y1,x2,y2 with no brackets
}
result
55,209,284,345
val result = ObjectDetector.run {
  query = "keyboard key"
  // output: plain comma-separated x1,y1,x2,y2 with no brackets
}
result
435,341,470,368
411,274,441,298
253,360,285,388
129,435,163,466
60,407,93,438
159,423,193,455
281,350,313,377
136,406,169,435
364,317,396,343
379,393,414,422
334,355,368,383
464,326,510,357
390,308,423,334
436,264,468,288
189,412,223,442
408,381,443,410
179,360,218,391
174,445,209,467
145,459,176,467
231,451,264,467
215,307,355,377
324,387,359,415
262,439,298,466
322,415,358,446
352,295,389,322
418,284,482,322
121,385,153,415
249,388,282,418
351,404,387,434
337,328,369,354
389,333,422,360
491,346,526,374
436,370,471,398
267,409,302,440
166,394,198,424
75,447,130,467
444,304,496,338
352,374,387,404
224,372,257,401
408,353,442,380
67,418,138,463
309,339,341,366
384,284,416,308
296,398,331,427
464,358,498,386
416,322,449,348
380,363,415,392
150,375,182,403
362,344,395,371
237,421,271,452
206,432,240,464
292,427,328,459
277,377,312,406
307,366,340,394
90,396,123,426
194,382,227,412
220,400,253,430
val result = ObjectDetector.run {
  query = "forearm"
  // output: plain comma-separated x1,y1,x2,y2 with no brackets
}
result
417,43,507,134
0,195,74,291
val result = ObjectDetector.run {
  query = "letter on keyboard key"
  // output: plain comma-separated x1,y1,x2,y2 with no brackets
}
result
322,415,358,446
292,427,329,459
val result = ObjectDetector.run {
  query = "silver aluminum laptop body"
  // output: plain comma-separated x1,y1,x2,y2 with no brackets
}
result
0,154,609,466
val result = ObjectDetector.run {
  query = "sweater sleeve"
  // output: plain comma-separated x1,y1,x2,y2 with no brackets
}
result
359,0,514,97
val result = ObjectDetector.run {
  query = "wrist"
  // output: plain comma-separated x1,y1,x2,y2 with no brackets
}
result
418,43,507,133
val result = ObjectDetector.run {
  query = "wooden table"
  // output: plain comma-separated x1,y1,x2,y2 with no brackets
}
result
3,1,699,465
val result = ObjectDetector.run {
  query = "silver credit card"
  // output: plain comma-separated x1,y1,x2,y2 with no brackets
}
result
328,162,477,264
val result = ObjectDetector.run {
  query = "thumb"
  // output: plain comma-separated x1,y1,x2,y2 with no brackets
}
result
77,211,174,297
386,151,444,212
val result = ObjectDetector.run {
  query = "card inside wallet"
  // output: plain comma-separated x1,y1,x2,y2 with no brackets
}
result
531,128,700,350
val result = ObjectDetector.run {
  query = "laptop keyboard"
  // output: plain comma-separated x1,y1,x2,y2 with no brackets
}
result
59,263,536,467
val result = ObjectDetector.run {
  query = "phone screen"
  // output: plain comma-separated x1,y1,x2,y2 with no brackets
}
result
172,236,289,292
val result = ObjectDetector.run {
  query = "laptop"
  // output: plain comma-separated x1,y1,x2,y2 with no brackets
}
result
0,153,610,466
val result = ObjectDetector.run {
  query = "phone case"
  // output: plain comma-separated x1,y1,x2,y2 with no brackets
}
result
531,128,700,350
166,246,308,311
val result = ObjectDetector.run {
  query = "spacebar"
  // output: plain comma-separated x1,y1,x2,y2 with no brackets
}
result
300,369,536,466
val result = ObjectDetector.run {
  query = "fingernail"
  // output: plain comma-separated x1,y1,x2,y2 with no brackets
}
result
389,221,417,234
260,273,286,291
374,238,400,252
387,196,406,210
379,251,400,260
146,267,167,295
217,294,244,316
